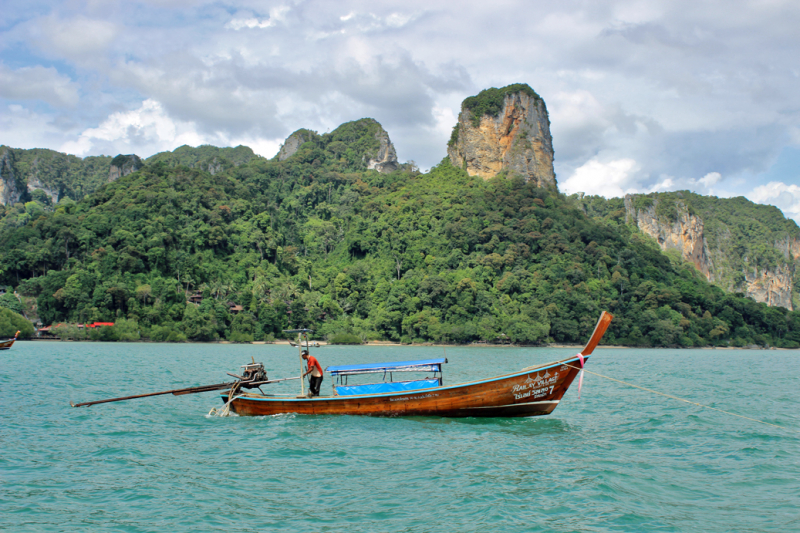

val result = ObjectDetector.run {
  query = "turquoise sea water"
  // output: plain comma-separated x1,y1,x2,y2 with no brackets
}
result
1,341,798,532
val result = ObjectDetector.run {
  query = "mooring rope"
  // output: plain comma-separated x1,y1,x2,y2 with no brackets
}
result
209,382,241,417
564,364,785,430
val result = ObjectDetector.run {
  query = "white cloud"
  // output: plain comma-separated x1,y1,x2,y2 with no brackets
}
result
226,18,275,30
431,106,457,138
747,181,800,222
0,64,79,107
226,6,290,30
3,0,800,214
385,13,414,28
561,157,642,197
27,15,118,64
56,98,284,159
227,137,282,159
60,99,206,157
651,176,674,191
336,10,418,33
0,104,79,150
699,171,722,188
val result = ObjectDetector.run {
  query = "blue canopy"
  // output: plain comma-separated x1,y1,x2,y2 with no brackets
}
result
326,358,446,376
335,379,441,396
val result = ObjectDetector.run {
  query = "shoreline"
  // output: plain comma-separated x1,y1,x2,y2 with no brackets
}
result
16,338,789,349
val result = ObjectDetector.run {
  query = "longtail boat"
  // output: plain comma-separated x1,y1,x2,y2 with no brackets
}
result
71,313,612,416
220,312,613,418
0,330,20,350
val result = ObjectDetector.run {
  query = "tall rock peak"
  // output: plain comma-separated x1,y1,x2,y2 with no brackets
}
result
448,84,556,188
365,124,399,173
276,119,399,174
276,129,317,161
108,154,143,182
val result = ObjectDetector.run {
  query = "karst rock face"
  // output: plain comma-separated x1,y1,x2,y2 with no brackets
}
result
624,195,714,278
276,119,399,174
0,148,23,205
624,194,797,310
366,126,399,173
447,85,556,189
108,154,144,182
276,129,316,161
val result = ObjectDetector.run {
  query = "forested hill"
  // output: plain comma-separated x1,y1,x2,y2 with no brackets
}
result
2,115,800,346
578,191,800,310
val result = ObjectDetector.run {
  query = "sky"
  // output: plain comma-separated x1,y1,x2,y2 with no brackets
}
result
2,0,800,221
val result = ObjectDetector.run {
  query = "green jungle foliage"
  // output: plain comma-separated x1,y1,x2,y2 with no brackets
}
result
0,291,24,314
146,145,259,170
1,146,113,202
3,125,800,347
0,307,34,338
329,332,364,345
448,124,460,147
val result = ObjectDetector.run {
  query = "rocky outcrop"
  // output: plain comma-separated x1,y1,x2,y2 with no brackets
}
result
26,177,59,204
276,129,316,161
775,236,800,261
277,120,399,174
108,154,144,182
625,194,796,310
448,84,556,188
744,264,793,309
1,148,23,205
624,195,713,278
366,127,399,173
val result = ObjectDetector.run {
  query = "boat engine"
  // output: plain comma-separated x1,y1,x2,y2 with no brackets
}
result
227,362,268,389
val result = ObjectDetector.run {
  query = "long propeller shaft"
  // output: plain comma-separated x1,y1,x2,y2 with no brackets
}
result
70,382,236,407
70,376,303,407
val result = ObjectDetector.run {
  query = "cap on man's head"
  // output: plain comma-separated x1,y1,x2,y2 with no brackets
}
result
301,350,309,355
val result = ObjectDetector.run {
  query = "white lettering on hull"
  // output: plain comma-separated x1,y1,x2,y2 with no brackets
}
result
389,393,440,402
510,372,560,401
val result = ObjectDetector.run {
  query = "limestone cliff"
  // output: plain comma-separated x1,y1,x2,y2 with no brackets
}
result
624,193,798,310
744,264,794,309
276,119,400,174
26,176,59,204
108,154,144,182
624,195,713,278
775,236,800,261
276,129,317,161
2,147,63,205
365,127,399,173
0,146,112,206
448,84,556,188
1,148,23,205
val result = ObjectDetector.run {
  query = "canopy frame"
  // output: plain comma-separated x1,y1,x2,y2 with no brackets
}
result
327,358,447,387
283,328,315,396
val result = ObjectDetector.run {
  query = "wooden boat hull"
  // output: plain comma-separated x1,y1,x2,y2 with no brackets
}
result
222,355,588,418
0,338,16,350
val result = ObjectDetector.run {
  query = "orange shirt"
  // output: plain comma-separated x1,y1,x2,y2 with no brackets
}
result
307,355,323,377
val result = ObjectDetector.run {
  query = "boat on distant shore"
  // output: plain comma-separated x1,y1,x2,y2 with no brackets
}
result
289,341,321,348
221,312,613,418
0,330,20,350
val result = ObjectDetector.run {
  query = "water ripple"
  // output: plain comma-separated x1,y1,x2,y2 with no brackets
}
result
1,343,798,532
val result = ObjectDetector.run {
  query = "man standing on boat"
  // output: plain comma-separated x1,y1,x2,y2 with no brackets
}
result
302,350,323,397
